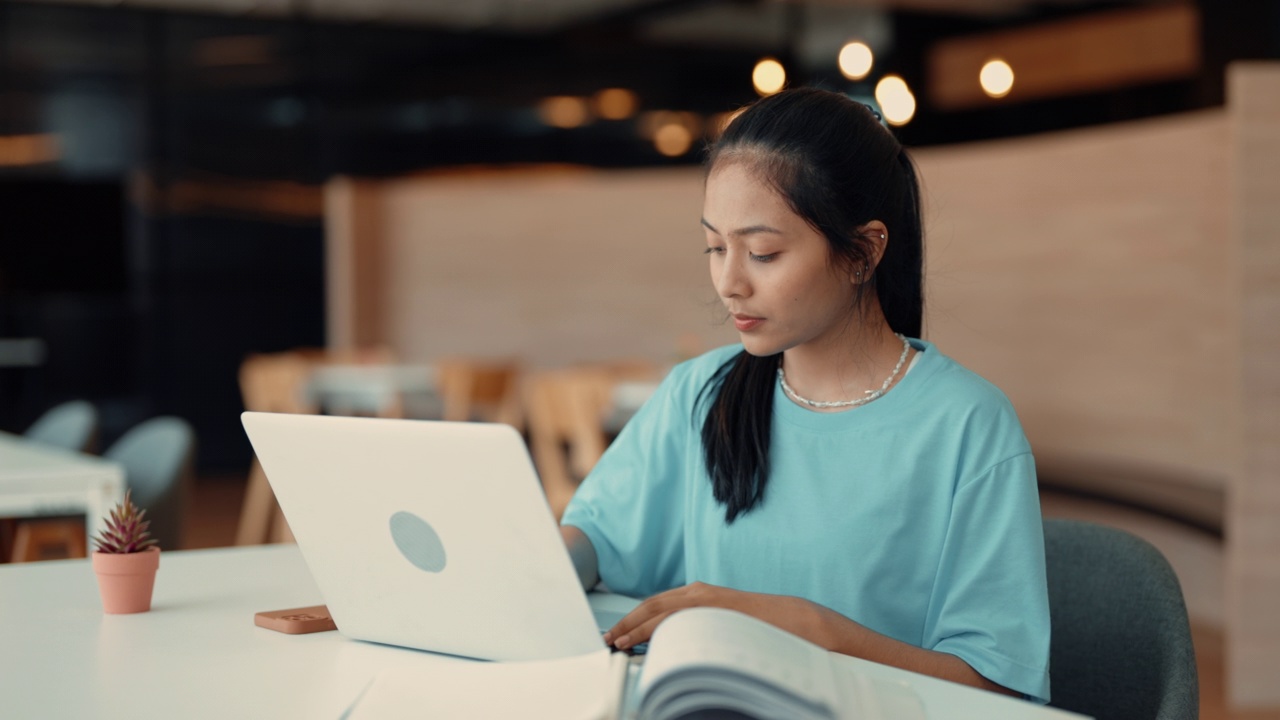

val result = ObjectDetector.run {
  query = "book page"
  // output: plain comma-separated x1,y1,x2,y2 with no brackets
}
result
636,608,838,709
343,649,623,720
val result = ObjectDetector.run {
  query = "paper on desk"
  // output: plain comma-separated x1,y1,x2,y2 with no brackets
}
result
342,649,616,720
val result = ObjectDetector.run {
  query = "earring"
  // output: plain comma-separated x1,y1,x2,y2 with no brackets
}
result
879,233,886,240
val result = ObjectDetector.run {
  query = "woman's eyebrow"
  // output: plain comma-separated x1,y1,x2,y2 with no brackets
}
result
701,218,784,238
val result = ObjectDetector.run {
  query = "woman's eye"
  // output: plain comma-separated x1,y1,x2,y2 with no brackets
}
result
704,247,725,255
750,252,777,263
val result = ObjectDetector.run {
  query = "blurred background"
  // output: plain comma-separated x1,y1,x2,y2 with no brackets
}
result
1,0,1277,716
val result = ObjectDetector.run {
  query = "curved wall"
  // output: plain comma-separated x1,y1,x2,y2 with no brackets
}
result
915,109,1235,489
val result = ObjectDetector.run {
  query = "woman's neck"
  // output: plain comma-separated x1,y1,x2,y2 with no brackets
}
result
779,316,913,413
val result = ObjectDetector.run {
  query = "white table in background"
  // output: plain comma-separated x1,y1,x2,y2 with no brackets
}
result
0,544,1083,719
602,380,660,435
0,431,125,552
306,364,440,418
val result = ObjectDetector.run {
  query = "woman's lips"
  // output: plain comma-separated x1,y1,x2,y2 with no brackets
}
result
733,315,764,332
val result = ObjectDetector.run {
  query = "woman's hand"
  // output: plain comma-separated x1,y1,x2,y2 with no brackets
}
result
603,582,822,651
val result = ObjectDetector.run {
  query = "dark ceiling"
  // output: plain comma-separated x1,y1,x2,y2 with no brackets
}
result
0,0,1277,180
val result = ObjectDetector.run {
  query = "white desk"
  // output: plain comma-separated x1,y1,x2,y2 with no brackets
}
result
601,380,660,435
306,364,440,418
0,545,1083,719
0,431,125,550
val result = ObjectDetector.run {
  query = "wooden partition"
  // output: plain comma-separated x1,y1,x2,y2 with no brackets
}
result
325,62,1280,708
918,110,1234,486
1225,63,1280,709
326,165,738,369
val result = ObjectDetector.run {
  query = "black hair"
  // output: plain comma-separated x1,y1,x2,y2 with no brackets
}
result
696,87,925,523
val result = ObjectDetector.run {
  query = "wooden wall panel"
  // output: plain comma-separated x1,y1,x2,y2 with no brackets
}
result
1226,62,1280,709
915,110,1234,486
324,177,386,350
928,3,1200,109
373,166,737,368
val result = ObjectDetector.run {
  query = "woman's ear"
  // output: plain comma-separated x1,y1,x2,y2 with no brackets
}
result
852,221,889,283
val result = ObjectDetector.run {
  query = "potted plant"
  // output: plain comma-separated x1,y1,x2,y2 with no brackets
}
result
91,490,161,614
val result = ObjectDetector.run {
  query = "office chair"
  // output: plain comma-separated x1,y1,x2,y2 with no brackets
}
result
524,361,658,520
103,416,197,553
236,352,316,545
1043,519,1199,720
23,399,99,453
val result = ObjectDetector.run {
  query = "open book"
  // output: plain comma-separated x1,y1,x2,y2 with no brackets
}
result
343,607,925,720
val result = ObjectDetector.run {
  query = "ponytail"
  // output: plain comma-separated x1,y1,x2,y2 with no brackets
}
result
876,151,924,338
696,351,777,523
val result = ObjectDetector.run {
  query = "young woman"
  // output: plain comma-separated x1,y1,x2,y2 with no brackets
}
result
559,87,1050,704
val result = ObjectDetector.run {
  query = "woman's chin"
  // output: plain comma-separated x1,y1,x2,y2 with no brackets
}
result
739,336,785,358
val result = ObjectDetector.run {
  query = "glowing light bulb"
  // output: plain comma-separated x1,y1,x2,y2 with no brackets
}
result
654,123,693,157
874,75,916,126
752,58,786,96
980,59,1015,98
593,88,639,120
537,96,590,128
838,42,874,81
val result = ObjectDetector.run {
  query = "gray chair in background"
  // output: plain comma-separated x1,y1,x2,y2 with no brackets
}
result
104,416,196,553
1043,518,1199,720
23,400,99,453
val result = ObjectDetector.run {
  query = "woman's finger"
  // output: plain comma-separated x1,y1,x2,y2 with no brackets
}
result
612,610,672,649
603,583,731,646
605,594,668,644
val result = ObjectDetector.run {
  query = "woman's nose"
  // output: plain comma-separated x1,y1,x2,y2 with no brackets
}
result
714,254,750,299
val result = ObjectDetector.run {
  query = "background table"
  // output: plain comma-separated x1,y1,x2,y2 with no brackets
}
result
0,431,125,554
0,544,1085,719
601,379,659,435
306,364,440,418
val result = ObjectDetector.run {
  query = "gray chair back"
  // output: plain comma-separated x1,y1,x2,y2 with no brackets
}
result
24,400,99,453
1044,519,1199,720
104,416,196,552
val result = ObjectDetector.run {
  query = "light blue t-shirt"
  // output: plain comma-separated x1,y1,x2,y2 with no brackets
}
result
561,339,1051,703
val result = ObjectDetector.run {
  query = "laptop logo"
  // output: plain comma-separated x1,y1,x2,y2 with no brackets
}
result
389,511,447,573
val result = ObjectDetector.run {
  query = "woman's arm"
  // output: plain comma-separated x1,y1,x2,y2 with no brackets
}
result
560,524,600,591
808,598,1020,697
604,582,1019,697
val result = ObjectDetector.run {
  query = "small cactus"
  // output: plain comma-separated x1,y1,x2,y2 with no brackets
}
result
93,490,159,554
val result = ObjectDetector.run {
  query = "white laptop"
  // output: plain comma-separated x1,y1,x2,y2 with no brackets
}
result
240,411,631,662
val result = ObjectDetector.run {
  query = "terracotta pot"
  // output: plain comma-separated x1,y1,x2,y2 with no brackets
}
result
92,546,160,614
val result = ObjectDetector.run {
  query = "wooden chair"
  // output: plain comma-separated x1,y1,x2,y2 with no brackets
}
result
294,345,409,418
236,347,408,545
10,519,88,562
524,370,578,519
524,360,660,519
234,352,317,546
436,358,524,430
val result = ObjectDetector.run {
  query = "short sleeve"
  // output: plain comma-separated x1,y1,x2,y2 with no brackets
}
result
560,366,692,597
922,453,1052,704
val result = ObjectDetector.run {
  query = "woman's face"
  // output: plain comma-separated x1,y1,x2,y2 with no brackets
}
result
702,161,860,358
